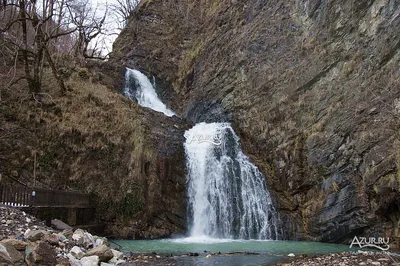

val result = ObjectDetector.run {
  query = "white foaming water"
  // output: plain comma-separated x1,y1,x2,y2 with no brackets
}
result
184,122,280,240
124,68,175,117
170,236,237,244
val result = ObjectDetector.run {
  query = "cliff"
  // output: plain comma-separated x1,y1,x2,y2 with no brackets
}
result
111,0,400,245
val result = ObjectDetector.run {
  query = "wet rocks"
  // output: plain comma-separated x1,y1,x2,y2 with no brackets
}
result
285,251,398,266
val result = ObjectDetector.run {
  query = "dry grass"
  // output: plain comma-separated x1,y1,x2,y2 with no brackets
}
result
0,66,155,206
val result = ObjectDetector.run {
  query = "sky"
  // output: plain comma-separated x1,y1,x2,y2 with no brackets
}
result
90,0,123,55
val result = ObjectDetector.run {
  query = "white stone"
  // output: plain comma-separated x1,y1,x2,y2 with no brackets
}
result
24,229,31,238
25,229,48,241
377,258,389,261
67,254,82,266
94,238,106,247
72,229,94,248
81,255,100,266
72,229,86,241
100,263,115,266
70,246,85,259
0,244,12,262
111,249,123,260
109,249,124,264
288,253,295,257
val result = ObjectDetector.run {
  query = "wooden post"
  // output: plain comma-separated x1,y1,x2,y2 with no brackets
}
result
33,151,37,188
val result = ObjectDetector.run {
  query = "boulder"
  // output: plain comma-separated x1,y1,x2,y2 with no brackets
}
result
0,243,24,264
72,229,85,241
67,253,82,266
85,244,113,262
70,246,85,259
81,255,100,266
72,229,94,248
44,233,61,245
62,229,74,239
51,219,73,231
25,241,57,266
109,249,124,263
0,238,28,251
25,229,48,242
94,236,108,247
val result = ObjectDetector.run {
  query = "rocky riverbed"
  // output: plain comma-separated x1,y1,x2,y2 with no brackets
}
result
0,205,178,265
279,252,399,266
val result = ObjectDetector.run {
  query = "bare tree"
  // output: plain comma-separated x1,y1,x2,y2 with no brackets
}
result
0,0,76,93
109,0,139,29
66,0,107,64
0,0,111,94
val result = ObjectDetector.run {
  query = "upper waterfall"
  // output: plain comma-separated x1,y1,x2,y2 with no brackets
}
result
184,122,280,240
124,68,175,117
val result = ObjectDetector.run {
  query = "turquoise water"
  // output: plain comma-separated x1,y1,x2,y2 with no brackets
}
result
112,237,358,265
112,237,354,255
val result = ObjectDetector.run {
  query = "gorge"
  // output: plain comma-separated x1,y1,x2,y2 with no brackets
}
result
108,0,400,248
1,0,399,252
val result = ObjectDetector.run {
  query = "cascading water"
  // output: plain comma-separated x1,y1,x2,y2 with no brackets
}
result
122,68,279,240
184,122,280,240
124,68,175,117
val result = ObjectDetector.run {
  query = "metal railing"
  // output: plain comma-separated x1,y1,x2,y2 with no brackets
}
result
0,184,91,208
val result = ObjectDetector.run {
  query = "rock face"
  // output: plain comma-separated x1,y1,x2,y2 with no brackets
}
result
111,0,400,245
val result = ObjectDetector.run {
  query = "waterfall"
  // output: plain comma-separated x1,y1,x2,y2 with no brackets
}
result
124,68,175,117
184,122,280,240
123,68,279,240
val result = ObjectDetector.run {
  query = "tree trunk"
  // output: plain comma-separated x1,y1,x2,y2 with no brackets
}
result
19,0,40,93
45,47,66,94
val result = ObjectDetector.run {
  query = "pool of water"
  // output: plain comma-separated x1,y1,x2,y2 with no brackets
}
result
111,236,359,265
113,236,354,255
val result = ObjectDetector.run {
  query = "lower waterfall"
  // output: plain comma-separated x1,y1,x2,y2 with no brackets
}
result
184,122,280,240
